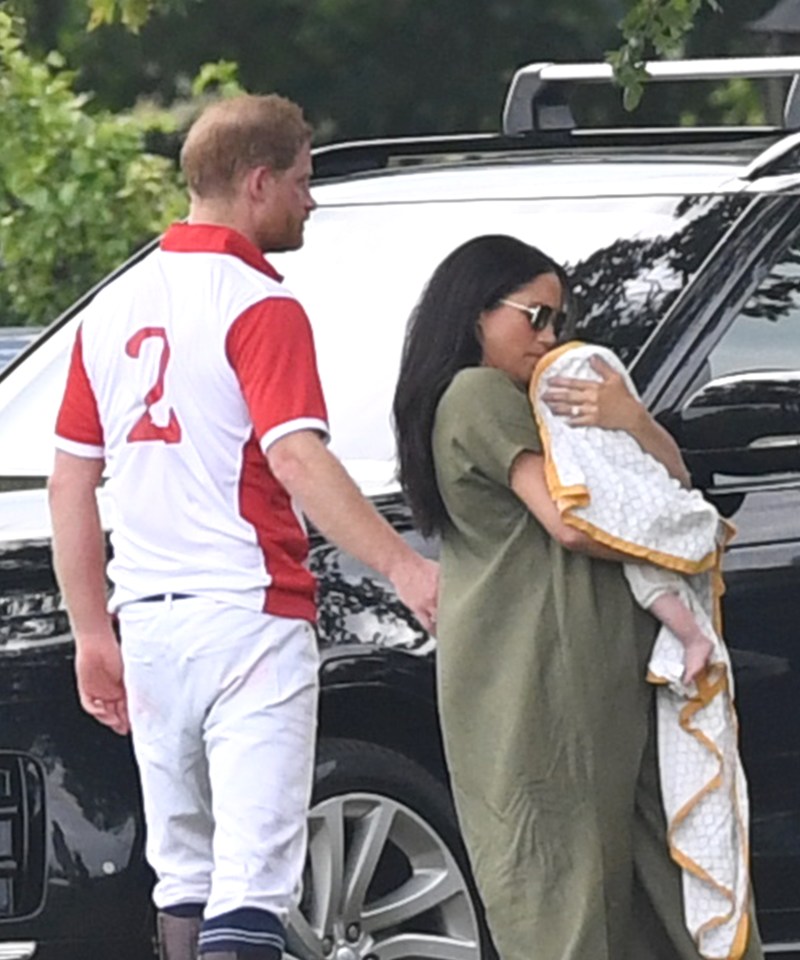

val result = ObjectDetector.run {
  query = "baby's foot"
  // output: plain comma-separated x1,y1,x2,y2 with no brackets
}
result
682,633,714,685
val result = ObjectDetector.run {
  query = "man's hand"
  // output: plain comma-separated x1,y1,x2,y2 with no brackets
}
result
267,430,440,632
50,450,133,730
75,630,130,735
388,554,439,634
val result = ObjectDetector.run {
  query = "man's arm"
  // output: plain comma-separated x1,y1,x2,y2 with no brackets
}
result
48,450,129,735
266,431,438,631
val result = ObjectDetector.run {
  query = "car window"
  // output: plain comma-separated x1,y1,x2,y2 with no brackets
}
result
679,234,800,492
572,194,748,363
270,192,746,484
0,321,76,478
0,329,40,371
0,191,744,485
707,238,800,379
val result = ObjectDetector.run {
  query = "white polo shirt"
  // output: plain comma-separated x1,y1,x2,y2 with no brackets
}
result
55,223,329,621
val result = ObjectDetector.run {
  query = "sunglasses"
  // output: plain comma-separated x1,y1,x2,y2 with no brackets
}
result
499,299,568,338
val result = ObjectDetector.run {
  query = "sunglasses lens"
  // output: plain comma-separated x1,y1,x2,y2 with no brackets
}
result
533,305,567,338
530,305,554,332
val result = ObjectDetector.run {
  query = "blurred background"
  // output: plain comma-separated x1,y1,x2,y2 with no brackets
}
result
16,0,800,136
1,0,798,330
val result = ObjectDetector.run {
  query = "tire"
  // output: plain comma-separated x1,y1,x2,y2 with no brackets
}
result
286,737,495,960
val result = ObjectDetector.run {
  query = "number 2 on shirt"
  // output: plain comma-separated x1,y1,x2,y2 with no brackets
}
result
125,327,182,444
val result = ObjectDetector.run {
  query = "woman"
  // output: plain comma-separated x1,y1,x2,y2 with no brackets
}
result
392,235,763,960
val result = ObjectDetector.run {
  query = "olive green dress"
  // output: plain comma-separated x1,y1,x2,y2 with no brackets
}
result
432,367,763,960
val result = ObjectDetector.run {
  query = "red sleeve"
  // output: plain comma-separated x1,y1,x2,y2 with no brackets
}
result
226,297,329,449
55,326,105,453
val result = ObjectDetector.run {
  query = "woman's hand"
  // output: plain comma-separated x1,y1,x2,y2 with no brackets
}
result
541,355,645,431
541,354,691,487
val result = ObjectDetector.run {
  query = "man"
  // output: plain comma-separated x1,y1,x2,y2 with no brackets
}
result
48,94,438,960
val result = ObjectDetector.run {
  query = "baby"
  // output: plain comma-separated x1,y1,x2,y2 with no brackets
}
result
530,341,726,688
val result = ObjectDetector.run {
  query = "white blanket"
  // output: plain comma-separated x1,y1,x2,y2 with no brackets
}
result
530,341,751,960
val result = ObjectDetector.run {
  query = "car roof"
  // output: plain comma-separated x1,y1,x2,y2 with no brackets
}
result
311,134,786,205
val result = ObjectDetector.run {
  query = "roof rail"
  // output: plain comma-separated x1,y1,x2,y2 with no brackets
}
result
312,133,500,179
502,56,800,136
310,127,786,181
741,130,800,180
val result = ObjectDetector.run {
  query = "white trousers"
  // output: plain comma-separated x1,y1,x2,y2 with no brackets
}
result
118,596,319,923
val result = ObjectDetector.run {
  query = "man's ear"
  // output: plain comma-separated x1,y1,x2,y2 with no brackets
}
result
244,165,275,202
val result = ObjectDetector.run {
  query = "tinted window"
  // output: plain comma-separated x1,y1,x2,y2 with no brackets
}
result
708,239,800,379
0,330,38,371
571,194,748,364
0,191,746,483
272,192,747,479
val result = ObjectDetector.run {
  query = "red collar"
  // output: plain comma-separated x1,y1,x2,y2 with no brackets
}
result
160,223,283,282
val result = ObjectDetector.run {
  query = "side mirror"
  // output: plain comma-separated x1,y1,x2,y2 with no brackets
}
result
672,371,800,477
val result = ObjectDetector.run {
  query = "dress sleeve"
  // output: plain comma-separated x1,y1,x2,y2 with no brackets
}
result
437,368,541,489
54,325,105,459
226,296,329,453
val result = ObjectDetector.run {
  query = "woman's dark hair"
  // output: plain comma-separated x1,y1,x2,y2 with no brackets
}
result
393,234,571,538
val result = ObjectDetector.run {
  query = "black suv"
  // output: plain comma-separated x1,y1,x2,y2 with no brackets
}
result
3,56,800,960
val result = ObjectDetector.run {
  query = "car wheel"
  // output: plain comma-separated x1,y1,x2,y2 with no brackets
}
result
286,737,493,960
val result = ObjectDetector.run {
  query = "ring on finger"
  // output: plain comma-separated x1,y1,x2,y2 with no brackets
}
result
571,405,580,418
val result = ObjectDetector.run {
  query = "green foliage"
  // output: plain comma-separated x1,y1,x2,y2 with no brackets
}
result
69,0,622,138
680,78,766,126
607,0,722,110
87,0,199,30
0,11,186,326
191,59,244,98
87,0,147,29
85,0,729,118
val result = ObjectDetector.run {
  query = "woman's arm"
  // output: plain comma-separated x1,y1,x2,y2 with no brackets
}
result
541,355,691,488
510,450,643,562
624,407,691,489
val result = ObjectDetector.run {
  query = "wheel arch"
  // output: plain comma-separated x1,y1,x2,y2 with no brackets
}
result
317,645,448,785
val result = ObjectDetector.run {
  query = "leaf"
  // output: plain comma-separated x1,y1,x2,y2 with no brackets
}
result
191,60,243,97
607,0,722,112
87,0,153,31
87,0,117,29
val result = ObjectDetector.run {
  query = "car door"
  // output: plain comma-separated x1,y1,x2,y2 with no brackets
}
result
645,191,800,945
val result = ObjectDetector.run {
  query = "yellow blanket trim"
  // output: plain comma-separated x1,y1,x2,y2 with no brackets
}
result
562,511,720,574
531,344,749,960
530,342,733,576
649,663,750,960
728,907,751,960
646,671,669,684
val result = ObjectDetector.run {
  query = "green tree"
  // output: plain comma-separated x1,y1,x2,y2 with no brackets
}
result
82,0,729,110
24,0,622,138
86,0,198,30
0,10,185,326
25,0,779,138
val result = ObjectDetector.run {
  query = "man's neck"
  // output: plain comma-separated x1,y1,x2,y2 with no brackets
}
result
187,201,259,249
